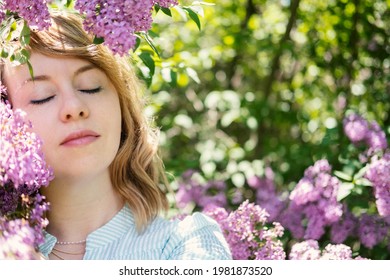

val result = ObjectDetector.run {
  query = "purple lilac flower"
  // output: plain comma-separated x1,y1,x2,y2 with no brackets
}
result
1,101,53,200
0,218,39,260
202,204,228,223
176,170,227,210
365,121,388,150
0,10,5,24
289,240,321,260
320,243,353,260
303,159,332,178
303,205,327,240
1,98,52,258
286,159,343,240
330,206,358,244
278,202,305,239
343,113,387,151
247,167,286,221
204,200,286,260
156,0,178,8
365,152,390,216
289,240,367,260
357,214,389,249
75,0,178,55
1,0,51,30
343,113,369,143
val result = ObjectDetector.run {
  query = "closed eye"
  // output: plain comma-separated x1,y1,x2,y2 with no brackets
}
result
30,95,55,105
80,87,102,94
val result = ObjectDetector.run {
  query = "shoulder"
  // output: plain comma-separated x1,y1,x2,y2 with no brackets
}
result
154,212,232,260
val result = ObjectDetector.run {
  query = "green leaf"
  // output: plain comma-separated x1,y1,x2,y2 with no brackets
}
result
192,1,215,6
185,67,201,84
173,6,187,21
1,48,9,58
169,69,177,86
134,37,141,51
15,52,24,63
355,178,373,187
183,7,202,30
139,52,155,77
353,165,368,180
27,60,34,79
10,21,17,32
187,4,205,17
140,32,160,58
334,170,352,181
139,53,155,76
93,36,104,44
161,7,172,17
337,182,354,201
162,68,178,86
20,23,31,46
20,49,30,59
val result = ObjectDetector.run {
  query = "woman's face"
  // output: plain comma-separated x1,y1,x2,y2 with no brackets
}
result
3,53,122,181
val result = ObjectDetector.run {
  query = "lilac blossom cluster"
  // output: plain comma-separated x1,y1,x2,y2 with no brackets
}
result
0,0,178,56
1,97,53,259
343,113,387,151
0,101,53,197
289,240,367,260
365,152,390,216
329,206,358,244
357,214,389,249
174,112,389,258
247,167,286,221
0,0,51,30
0,218,40,259
330,208,390,249
175,170,227,210
281,159,343,240
74,0,178,55
204,200,286,260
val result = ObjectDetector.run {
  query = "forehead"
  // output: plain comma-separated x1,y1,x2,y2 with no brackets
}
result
1,60,28,93
1,54,102,104
3,53,95,83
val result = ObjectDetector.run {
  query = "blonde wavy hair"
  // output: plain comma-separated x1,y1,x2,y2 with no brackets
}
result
0,10,169,230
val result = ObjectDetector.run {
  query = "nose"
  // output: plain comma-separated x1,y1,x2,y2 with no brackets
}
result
59,90,90,122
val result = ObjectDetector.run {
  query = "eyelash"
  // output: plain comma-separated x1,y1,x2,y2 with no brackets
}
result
30,96,54,105
30,87,102,105
80,87,102,94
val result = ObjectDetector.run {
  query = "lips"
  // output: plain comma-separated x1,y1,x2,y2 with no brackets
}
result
60,130,100,147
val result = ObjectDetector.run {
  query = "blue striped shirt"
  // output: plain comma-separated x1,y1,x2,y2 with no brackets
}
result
39,205,232,260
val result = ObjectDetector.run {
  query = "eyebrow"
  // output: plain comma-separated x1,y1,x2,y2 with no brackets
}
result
23,64,98,84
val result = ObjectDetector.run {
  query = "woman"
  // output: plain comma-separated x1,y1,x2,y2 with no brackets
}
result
0,11,231,260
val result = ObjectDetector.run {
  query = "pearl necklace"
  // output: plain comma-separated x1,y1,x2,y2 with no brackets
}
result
56,239,86,245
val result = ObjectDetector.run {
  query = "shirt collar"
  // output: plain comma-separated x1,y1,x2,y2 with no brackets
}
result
38,204,134,256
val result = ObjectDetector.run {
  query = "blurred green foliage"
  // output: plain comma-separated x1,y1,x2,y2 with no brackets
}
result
142,0,389,196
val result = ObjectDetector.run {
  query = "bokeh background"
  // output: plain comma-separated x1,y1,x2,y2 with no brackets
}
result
137,0,389,199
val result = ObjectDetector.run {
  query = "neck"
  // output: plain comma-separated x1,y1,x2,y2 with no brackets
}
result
41,171,124,242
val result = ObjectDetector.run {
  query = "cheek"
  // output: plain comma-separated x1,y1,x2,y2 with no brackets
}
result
95,93,122,148
106,93,122,131
112,99,123,146
26,112,56,152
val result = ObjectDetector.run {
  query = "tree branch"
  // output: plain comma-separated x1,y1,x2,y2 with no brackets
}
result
226,0,259,89
253,0,301,158
263,0,301,99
